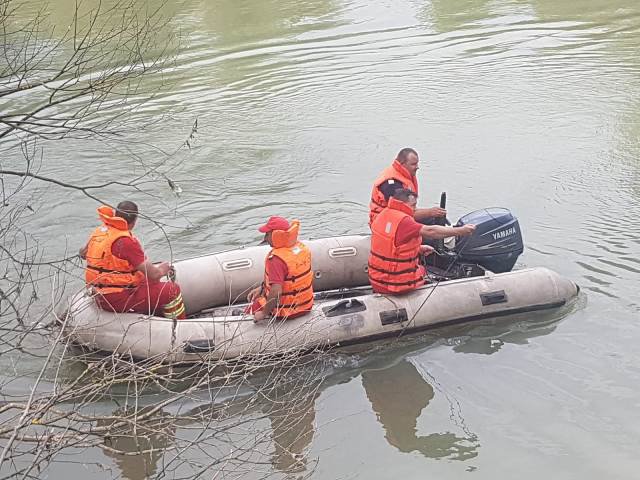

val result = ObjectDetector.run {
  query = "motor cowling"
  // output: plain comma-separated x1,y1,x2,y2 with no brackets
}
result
454,208,523,273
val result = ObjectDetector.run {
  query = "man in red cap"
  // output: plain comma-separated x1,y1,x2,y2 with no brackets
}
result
247,216,314,322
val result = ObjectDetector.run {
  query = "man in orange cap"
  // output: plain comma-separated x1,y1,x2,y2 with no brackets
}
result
247,216,314,322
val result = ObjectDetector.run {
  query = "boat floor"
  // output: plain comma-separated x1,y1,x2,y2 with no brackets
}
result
188,265,486,320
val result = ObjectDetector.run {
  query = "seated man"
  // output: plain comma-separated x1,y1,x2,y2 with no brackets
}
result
247,216,314,322
369,147,446,227
369,189,476,294
81,201,186,319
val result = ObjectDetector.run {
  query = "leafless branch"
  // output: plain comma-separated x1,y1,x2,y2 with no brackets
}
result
1,1,323,478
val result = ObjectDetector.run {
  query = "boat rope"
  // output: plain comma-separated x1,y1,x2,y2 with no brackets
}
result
413,360,478,441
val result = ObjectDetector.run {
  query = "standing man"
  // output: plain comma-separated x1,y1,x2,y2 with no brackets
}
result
369,147,446,226
369,189,475,294
247,216,314,322
81,201,186,319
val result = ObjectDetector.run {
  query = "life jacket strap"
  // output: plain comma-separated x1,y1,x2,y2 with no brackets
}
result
87,265,136,274
367,264,419,276
285,267,312,282
370,250,419,263
370,277,424,287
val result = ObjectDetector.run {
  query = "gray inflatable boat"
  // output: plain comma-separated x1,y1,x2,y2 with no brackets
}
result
64,208,579,364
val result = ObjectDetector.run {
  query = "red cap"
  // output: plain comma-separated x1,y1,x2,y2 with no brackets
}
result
258,216,290,233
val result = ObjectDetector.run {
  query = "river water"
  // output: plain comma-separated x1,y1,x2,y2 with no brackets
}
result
3,0,640,478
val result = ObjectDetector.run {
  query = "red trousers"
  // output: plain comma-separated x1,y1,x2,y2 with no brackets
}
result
96,280,185,318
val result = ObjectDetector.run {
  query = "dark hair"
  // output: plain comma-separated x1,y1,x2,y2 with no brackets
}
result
392,188,418,203
396,148,418,163
115,201,138,225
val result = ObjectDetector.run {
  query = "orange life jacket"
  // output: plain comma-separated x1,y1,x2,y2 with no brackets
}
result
369,198,425,294
85,206,145,294
369,160,419,226
264,221,314,318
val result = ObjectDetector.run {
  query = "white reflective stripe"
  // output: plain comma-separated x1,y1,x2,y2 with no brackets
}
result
385,222,392,234
388,179,395,184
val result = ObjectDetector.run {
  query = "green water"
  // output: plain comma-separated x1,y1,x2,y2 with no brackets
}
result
2,0,640,478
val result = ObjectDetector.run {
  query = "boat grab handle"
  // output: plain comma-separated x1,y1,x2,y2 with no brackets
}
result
329,247,357,258
323,299,366,317
222,259,253,271
380,308,408,325
183,339,216,353
480,290,508,306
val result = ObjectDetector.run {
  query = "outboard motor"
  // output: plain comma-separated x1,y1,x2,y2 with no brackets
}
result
454,208,523,273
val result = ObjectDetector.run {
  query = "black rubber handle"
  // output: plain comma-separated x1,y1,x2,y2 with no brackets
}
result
438,192,447,227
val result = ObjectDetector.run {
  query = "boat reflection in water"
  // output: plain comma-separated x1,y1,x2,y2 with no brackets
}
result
362,359,478,460
97,408,176,480
98,309,567,478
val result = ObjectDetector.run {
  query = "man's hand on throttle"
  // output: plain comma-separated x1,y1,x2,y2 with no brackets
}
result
427,207,447,217
420,245,435,256
457,224,476,236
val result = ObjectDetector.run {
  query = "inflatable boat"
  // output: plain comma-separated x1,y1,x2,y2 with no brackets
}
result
63,208,579,364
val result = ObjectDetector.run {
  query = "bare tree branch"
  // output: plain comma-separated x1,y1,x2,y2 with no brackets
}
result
0,2,324,478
